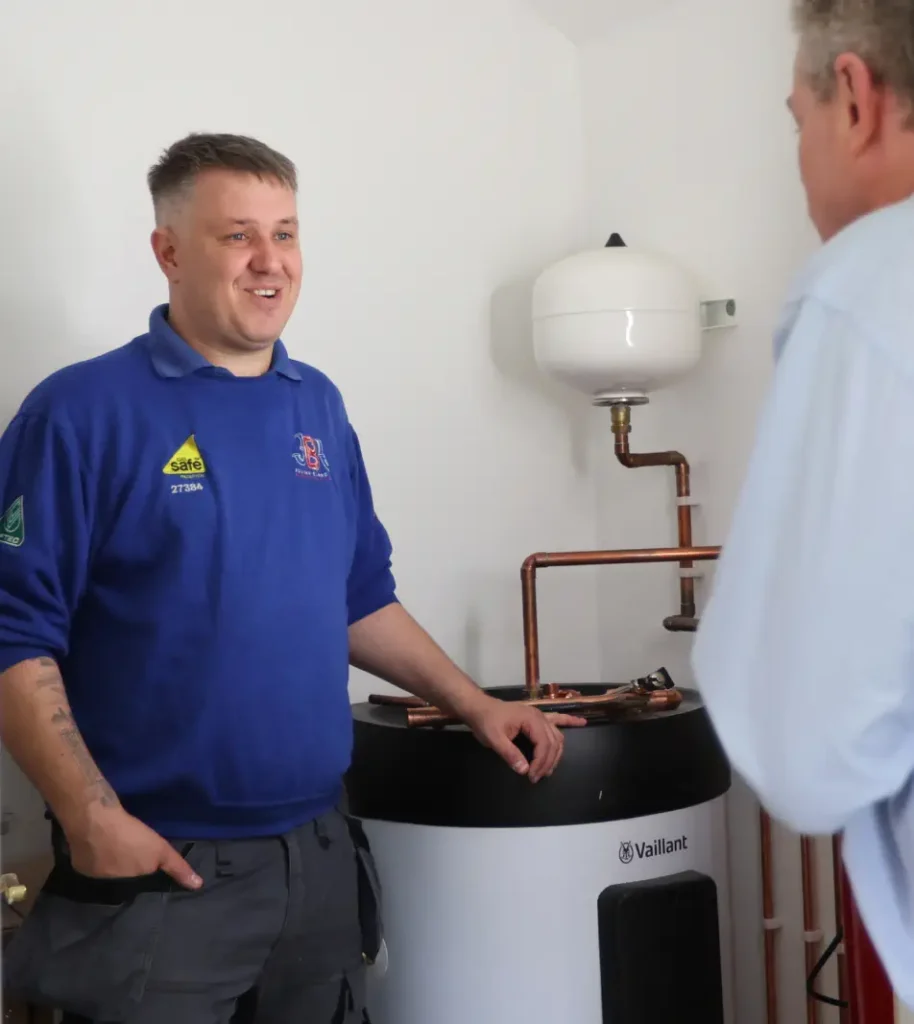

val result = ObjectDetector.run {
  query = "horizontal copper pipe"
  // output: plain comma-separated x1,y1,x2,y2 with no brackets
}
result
522,546,721,571
405,688,682,729
368,694,427,708
522,546,721,696
406,686,679,714
368,684,586,711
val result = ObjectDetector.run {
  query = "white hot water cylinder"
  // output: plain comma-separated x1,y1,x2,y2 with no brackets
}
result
347,685,733,1024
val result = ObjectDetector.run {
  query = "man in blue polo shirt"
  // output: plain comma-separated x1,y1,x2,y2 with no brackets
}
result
0,133,584,1024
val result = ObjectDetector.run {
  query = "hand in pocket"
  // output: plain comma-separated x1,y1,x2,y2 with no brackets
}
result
66,806,202,889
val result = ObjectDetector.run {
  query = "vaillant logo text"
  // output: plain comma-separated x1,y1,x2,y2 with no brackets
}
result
618,835,688,864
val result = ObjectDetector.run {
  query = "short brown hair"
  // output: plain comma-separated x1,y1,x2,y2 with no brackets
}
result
793,0,914,122
147,132,298,219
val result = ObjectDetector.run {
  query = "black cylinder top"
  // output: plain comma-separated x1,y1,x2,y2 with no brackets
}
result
346,685,731,829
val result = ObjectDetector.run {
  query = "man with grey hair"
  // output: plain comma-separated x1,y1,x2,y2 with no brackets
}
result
0,132,585,1023
694,0,914,1005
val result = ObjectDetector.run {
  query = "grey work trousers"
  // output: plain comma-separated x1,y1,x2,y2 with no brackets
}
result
3,809,370,1024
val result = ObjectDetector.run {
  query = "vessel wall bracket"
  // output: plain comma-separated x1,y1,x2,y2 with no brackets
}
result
700,298,738,332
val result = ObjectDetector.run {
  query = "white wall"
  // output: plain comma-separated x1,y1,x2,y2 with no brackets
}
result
577,1,834,1022
0,0,602,858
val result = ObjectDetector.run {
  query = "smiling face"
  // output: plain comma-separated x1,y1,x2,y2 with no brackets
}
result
152,168,302,359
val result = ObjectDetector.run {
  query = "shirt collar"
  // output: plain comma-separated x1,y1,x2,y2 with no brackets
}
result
144,304,302,381
776,194,914,360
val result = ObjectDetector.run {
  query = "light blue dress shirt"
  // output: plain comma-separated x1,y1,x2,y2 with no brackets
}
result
692,195,914,1006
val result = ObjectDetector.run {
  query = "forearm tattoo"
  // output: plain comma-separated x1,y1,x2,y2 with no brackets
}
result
39,659,118,808
35,656,66,698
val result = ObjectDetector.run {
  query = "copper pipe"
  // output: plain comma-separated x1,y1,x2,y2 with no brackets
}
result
405,687,683,728
800,835,821,1024
522,560,540,696
522,545,721,571
610,404,697,630
760,808,779,1024
368,694,428,708
542,684,582,699
521,545,721,696
369,685,586,710
407,686,679,719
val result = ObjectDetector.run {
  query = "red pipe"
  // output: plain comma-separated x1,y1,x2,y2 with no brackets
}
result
831,835,851,1024
837,850,894,1024
760,809,780,1024
800,834,821,1024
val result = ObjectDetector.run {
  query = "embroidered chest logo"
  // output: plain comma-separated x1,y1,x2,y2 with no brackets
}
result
0,495,24,548
163,435,206,494
293,434,330,480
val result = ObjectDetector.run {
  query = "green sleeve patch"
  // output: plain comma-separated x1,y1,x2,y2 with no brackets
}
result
0,496,24,548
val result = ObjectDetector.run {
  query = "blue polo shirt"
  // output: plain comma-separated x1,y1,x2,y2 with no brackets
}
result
0,305,398,837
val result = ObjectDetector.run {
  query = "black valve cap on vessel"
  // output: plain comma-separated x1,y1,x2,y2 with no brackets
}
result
605,232,627,247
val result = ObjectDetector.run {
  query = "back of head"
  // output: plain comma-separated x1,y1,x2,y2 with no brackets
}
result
790,0,914,239
794,0,914,116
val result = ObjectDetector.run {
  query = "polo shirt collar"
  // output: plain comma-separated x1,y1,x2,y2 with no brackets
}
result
145,304,301,381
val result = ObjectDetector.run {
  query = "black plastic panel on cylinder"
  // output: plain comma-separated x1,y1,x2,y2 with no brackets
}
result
598,870,725,1023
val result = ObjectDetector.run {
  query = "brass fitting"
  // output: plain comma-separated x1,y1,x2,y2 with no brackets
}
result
0,873,27,905
610,404,631,436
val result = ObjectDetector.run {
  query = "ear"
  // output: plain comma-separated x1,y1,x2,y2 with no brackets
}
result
151,226,180,282
833,52,885,153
